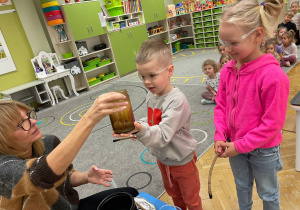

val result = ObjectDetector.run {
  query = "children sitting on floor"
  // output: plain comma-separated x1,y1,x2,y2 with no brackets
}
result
276,27,287,45
290,1,300,45
265,39,281,65
201,59,220,105
216,43,226,70
281,30,298,67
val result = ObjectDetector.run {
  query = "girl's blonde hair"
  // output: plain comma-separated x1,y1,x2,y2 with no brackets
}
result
282,30,296,44
0,101,45,159
220,0,285,40
202,59,218,73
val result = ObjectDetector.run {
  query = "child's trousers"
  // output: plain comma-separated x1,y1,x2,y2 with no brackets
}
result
157,152,202,210
280,55,296,66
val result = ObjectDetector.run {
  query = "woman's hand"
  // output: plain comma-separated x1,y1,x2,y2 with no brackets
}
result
112,121,143,141
86,165,113,187
84,92,128,126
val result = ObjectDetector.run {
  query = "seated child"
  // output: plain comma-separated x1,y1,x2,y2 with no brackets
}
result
216,43,226,70
220,54,232,69
281,30,298,67
114,39,203,210
265,39,281,65
275,27,287,45
291,1,300,45
201,59,220,105
278,10,297,35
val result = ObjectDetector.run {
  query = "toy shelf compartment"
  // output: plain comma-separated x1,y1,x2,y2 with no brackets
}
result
106,11,144,32
84,60,114,74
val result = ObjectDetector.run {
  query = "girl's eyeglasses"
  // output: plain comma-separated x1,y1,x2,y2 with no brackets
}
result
17,110,37,131
218,27,257,48
138,66,169,81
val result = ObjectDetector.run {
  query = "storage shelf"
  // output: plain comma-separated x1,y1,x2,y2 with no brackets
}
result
170,36,193,44
84,62,115,74
148,30,168,38
105,11,143,20
169,25,192,32
61,56,76,61
56,40,72,44
89,75,118,88
79,48,111,58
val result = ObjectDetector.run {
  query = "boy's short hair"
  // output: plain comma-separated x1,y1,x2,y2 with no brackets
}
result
135,39,172,66
291,1,299,7
285,10,294,17
202,59,218,73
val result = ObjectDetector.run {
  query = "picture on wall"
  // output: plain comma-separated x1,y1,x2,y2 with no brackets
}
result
0,0,12,6
0,29,16,75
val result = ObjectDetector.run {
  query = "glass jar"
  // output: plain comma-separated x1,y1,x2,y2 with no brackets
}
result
109,89,135,134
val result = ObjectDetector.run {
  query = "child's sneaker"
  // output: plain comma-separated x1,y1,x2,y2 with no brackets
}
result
286,61,290,67
201,99,215,105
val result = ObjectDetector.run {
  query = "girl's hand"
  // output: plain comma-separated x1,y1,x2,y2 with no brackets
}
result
217,142,239,158
86,165,113,187
85,92,128,126
214,140,227,155
112,121,143,141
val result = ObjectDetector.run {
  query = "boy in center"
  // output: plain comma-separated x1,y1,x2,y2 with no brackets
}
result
113,39,203,210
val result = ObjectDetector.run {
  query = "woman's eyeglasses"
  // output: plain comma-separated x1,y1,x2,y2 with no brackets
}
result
218,27,257,48
138,66,169,81
17,110,37,131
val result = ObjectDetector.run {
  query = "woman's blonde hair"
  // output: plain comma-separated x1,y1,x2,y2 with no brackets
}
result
0,101,45,159
220,0,285,40
202,59,218,73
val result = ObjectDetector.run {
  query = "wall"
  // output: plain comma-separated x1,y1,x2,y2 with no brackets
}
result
0,1,36,92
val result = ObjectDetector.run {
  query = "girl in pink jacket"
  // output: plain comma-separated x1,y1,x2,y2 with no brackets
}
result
214,1,289,209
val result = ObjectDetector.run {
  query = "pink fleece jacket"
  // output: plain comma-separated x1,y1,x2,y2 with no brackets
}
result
214,54,290,153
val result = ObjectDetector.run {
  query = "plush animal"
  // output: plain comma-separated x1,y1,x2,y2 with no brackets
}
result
55,24,68,42
78,46,88,56
70,65,81,75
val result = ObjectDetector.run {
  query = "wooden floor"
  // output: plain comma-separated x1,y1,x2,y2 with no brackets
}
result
159,63,300,209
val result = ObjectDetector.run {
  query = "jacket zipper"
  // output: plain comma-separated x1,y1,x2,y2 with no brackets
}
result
229,72,239,140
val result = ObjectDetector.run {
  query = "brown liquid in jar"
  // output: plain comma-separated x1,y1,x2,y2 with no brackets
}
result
109,89,135,134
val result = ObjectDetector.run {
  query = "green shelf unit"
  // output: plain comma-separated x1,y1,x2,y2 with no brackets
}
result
141,0,166,24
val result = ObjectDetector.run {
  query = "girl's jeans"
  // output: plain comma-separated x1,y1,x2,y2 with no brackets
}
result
229,146,283,210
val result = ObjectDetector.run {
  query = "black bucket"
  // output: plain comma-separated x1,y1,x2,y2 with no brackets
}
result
97,192,137,210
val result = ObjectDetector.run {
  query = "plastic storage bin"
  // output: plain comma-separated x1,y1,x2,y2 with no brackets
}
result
203,22,213,27
204,27,213,32
202,10,212,16
172,47,176,53
193,12,201,17
196,34,204,38
181,43,188,49
84,64,97,72
197,44,205,48
104,0,122,9
203,16,212,22
196,39,204,43
213,8,222,14
101,72,115,81
195,28,203,33
205,38,214,43
194,18,201,23
172,42,181,52
214,20,219,25
206,43,215,48
107,6,124,17
97,58,111,67
194,23,202,28
83,57,101,66
88,78,101,86
205,32,214,37
187,44,194,49
62,52,73,59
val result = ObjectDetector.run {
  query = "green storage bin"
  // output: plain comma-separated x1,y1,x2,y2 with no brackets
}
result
104,0,122,9
203,22,213,27
107,6,124,17
194,18,201,23
172,42,181,52
197,44,205,48
214,32,219,37
196,39,204,43
213,14,221,20
101,72,116,81
205,38,214,43
194,23,202,28
202,10,212,16
205,32,214,37
206,43,215,48
196,34,204,38
204,27,213,32
203,16,212,22
89,78,101,86
193,12,201,17
84,64,97,72
214,20,219,25
62,52,73,59
96,58,111,67
83,57,101,66
214,26,219,31
187,44,195,49
213,7,222,14
195,28,203,33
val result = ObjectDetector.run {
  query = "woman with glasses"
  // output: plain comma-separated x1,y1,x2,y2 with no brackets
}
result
214,0,289,210
0,94,138,209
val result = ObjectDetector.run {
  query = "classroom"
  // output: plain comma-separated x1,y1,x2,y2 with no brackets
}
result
0,0,300,209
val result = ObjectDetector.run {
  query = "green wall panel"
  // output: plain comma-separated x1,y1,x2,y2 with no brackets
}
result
0,2,35,92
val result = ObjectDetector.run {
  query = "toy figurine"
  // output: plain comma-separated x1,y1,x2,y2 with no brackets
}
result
55,24,68,42
170,19,177,29
181,17,187,26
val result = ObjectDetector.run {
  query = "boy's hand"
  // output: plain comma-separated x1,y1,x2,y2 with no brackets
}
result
112,121,143,141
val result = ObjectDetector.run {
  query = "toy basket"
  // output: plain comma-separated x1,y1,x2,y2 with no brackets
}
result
195,28,203,33
104,0,122,9
88,78,101,86
196,34,204,39
205,32,214,37
172,42,181,52
206,43,215,48
107,6,124,17
101,72,115,81
83,57,101,66
213,7,222,14
197,44,205,48
84,64,97,72
202,10,212,16
192,12,201,17
204,27,213,32
205,38,215,43
96,58,111,67
203,22,213,27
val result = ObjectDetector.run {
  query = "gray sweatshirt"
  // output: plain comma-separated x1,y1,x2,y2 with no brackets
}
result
136,87,197,166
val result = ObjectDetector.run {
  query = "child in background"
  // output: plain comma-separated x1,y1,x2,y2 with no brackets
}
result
265,39,281,64
278,10,297,35
216,42,226,70
290,1,300,45
215,0,289,209
281,30,297,66
268,37,283,60
201,59,220,105
275,26,287,45
220,54,232,68
113,39,203,210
